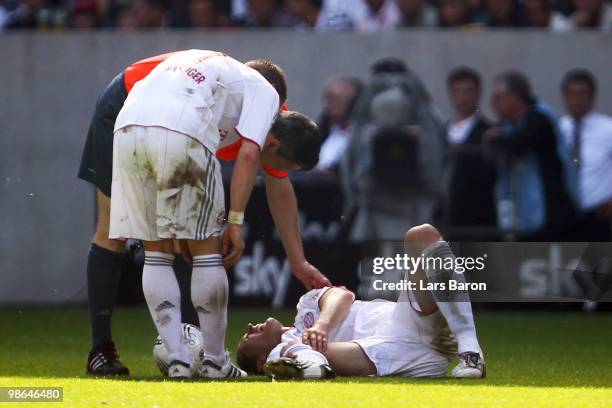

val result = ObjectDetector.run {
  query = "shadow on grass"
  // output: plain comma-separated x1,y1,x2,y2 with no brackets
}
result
3,373,610,389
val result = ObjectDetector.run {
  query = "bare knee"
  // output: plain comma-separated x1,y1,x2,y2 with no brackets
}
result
143,240,174,254
404,224,443,245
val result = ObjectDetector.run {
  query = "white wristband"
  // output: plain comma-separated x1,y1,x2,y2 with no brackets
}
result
228,211,245,225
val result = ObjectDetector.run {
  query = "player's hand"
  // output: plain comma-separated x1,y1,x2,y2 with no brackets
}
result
222,224,245,268
293,261,331,290
302,322,330,352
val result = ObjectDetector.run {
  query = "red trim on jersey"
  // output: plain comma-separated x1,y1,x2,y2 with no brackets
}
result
215,140,241,161
280,103,289,112
261,163,289,178
233,127,262,149
216,136,288,178
123,51,179,92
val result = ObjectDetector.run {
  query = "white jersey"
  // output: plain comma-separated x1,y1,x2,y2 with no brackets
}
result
114,50,280,155
269,288,398,359
268,288,456,377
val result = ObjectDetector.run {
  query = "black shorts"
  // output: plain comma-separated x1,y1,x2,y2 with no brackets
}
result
78,72,128,197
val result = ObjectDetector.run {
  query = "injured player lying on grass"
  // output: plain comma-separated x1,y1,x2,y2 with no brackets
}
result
237,224,486,380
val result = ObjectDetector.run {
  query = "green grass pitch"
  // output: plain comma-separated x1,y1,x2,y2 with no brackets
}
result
0,307,611,407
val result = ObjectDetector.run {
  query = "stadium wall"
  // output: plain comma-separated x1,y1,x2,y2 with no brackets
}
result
1,31,611,303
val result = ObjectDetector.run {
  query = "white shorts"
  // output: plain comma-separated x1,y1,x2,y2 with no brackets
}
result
353,291,457,378
109,125,225,241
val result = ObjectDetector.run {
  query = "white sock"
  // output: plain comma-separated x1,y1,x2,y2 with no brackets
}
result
142,252,190,364
191,254,228,365
422,242,483,356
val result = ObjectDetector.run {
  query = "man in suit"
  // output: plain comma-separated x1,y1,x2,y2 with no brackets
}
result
560,69,612,241
485,71,578,240
445,67,497,232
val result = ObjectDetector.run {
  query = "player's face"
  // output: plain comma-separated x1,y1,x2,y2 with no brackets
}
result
239,317,284,358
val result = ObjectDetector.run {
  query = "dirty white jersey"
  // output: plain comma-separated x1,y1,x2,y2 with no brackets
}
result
114,49,280,155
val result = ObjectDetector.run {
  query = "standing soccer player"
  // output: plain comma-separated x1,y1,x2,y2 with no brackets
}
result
79,51,330,377
109,49,328,378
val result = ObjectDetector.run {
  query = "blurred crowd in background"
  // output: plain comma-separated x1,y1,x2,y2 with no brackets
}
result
1,1,610,244
1,0,612,31
311,59,612,242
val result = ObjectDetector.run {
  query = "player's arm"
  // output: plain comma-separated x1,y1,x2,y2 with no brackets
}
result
223,140,260,267
302,287,355,352
264,172,331,289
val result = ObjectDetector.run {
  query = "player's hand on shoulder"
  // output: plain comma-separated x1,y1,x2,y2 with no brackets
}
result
222,224,245,267
302,322,330,352
293,261,332,290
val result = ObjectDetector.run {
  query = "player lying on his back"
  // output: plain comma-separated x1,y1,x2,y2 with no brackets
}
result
109,50,330,379
237,223,486,379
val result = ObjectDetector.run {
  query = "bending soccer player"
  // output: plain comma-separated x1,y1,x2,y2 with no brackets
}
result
108,50,330,379
237,224,485,379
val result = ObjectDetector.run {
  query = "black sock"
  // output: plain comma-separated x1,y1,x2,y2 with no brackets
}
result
87,243,123,350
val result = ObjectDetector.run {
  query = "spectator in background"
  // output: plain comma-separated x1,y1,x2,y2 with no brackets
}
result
284,0,353,30
484,0,522,26
0,1,12,29
445,67,497,229
237,0,291,27
438,0,473,27
356,0,398,30
485,71,578,240
523,0,571,31
316,77,364,172
395,0,438,27
189,0,232,28
113,2,135,29
71,0,99,29
122,0,166,29
569,0,612,30
560,69,612,241
4,0,68,29
3,0,42,29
